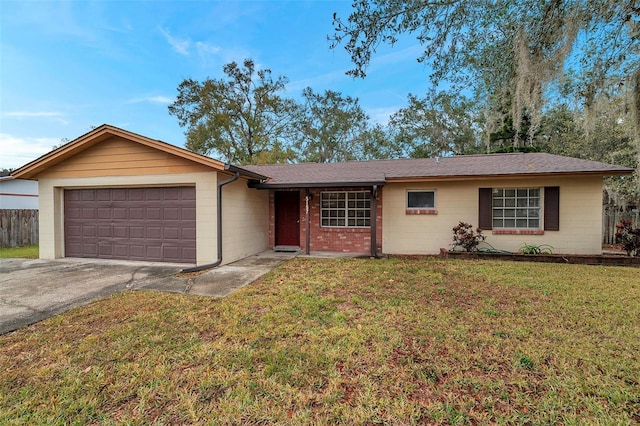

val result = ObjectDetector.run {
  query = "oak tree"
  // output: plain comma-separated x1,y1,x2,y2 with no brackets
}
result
389,90,482,157
168,59,298,165
293,88,371,163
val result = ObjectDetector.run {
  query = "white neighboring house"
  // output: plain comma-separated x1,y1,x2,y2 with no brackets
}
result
0,175,39,210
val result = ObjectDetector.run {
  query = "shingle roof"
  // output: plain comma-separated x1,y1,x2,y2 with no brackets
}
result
243,153,633,188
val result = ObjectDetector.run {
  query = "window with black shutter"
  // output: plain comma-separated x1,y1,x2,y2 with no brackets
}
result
478,186,560,231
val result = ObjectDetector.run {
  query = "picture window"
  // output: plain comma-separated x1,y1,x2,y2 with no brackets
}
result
321,191,370,227
492,188,540,228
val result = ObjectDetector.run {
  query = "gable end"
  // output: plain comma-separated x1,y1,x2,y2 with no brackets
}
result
38,136,213,178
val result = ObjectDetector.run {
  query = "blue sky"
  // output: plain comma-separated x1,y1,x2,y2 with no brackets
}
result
0,0,433,170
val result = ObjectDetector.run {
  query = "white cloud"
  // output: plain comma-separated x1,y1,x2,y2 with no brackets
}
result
148,96,172,104
159,28,224,67
5,111,69,125
126,95,173,105
159,27,191,56
367,106,400,125
100,17,133,34
6,111,63,118
0,133,59,170
195,41,220,56
287,69,349,93
369,44,425,68
195,41,222,67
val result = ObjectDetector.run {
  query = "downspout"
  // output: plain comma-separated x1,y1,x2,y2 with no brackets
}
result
181,172,240,273
370,185,378,258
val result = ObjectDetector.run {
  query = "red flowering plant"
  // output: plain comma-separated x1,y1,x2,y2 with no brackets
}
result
451,221,486,252
615,219,640,257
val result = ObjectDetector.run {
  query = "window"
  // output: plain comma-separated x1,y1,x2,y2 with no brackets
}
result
407,190,436,209
321,191,370,227
492,188,540,228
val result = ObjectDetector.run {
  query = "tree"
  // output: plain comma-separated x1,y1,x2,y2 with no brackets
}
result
538,96,639,206
360,123,405,160
388,90,482,157
168,59,298,165
537,104,582,155
293,88,371,163
330,1,640,148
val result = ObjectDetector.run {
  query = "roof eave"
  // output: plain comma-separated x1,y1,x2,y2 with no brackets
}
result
248,180,387,189
225,164,269,181
384,170,635,182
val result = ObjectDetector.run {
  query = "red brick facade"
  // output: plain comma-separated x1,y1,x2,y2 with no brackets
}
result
268,187,383,254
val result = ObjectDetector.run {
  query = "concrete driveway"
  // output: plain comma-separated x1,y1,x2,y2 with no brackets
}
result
0,251,297,335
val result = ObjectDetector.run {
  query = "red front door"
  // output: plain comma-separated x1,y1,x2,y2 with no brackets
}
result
275,191,300,246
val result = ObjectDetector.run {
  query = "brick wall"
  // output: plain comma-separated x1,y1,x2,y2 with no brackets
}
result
269,187,383,254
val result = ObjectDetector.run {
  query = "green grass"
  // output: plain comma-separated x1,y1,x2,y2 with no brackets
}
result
1,258,639,424
0,245,38,258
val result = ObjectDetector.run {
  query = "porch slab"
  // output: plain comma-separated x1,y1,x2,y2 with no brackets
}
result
304,251,369,259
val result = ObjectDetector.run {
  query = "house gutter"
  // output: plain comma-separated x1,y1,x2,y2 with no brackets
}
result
181,171,240,273
248,181,386,189
383,170,635,183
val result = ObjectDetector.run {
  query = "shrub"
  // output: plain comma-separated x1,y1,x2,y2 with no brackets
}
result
452,222,486,252
615,219,640,257
519,243,554,255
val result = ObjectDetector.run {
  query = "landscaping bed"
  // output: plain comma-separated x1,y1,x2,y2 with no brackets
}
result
440,248,640,266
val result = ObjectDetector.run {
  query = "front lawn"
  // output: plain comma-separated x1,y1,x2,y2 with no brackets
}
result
0,245,38,259
1,258,638,424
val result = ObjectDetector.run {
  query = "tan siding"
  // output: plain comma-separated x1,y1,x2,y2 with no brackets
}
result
40,137,211,178
221,176,269,264
382,176,604,255
37,184,58,259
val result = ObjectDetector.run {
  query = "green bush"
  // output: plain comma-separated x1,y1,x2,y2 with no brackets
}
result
518,243,554,255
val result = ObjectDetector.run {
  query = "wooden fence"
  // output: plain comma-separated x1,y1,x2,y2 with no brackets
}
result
602,206,640,244
0,209,39,248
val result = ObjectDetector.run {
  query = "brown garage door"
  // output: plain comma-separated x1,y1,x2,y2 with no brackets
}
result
64,187,196,263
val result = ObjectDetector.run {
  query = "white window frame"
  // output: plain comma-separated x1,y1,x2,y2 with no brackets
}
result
320,191,370,228
406,190,436,210
492,188,541,229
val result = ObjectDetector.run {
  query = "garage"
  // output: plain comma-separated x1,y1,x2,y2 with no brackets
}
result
64,187,196,263
12,125,270,265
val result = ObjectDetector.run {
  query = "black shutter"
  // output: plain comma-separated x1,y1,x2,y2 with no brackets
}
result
478,188,493,230
544,186,560,231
